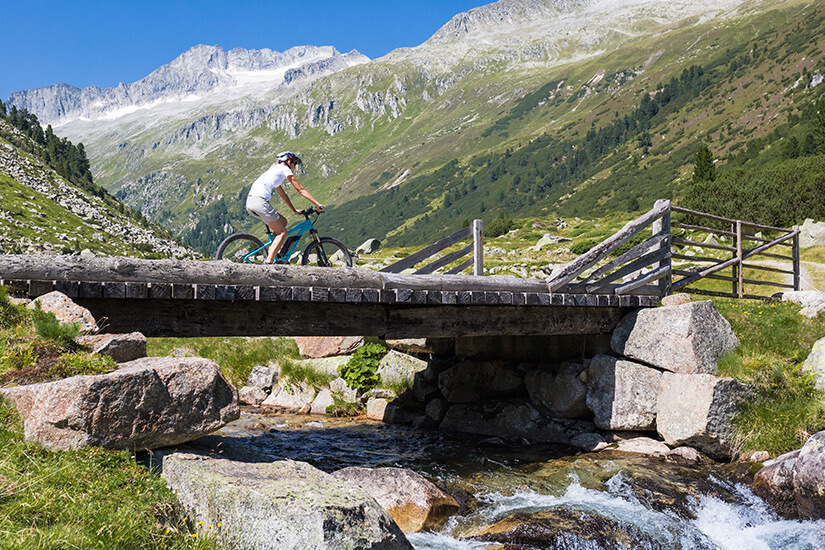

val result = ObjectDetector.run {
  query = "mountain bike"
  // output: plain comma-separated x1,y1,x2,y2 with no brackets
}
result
215,207,353,267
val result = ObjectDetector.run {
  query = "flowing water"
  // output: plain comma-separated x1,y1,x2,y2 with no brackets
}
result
213,411,825,550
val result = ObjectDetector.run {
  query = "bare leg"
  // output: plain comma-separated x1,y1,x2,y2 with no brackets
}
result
265,216,288,263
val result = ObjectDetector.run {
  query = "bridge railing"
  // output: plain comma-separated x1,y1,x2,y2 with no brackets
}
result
546,199,672,297
545,199,801,299
380,219,484,276
669,206,800,299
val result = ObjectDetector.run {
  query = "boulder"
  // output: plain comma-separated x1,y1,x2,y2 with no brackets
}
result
586,355,661,431
367,397,390,421
28,291,98,334
611,437,670,456
802,338,825,392
331,466,459,533
660,293,691,307
525,362,590,419
162,454,412,550
570,432,607,452
439,401,581,444
611,301,739,374
238,386,268,406
0,357,238,451
356,238,382,255
261,380,316,413
310,388,335,415
425,398,448,423
531,233,571,251
799,218,825,248
793,431,825,519
247,365,279,391
77,332,146,363
295,336,363,358
438,360,524,403
753,450,800,518
378,351,428,386
780,290,825,316
292,356,352,378
329,377,358,403
656,372,752,460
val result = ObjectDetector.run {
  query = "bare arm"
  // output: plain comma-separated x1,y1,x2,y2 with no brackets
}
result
288,175,324,210
275,186,300,215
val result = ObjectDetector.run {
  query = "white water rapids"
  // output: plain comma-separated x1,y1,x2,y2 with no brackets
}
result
408,473,825,550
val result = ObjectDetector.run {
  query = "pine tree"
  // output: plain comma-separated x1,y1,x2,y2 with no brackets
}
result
692,144,716,183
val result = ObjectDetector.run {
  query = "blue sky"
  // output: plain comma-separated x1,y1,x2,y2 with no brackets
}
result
0,0,488,101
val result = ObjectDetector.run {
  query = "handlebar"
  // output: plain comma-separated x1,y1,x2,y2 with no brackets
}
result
300,206,325,217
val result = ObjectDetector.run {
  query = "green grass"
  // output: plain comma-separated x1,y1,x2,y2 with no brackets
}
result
714,298,825,456
146,336,301,389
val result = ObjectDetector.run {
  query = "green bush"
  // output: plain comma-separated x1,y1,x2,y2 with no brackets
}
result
338,343,387,393
569,238,600,255
485,213,515,238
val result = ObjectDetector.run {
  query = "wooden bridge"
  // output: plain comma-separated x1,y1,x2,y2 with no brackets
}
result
0,200,800,340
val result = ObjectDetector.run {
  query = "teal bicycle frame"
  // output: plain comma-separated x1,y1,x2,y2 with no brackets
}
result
241,216,314,263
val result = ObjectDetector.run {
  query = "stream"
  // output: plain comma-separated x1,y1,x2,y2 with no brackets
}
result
211,410,825,550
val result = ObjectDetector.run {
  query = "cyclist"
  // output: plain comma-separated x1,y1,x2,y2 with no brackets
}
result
245,151,325,264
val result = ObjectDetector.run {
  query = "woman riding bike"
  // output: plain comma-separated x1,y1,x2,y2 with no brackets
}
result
245,151,324,264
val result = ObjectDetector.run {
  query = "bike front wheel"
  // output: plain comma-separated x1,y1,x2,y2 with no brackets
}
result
301,237,353,267
215,233,267,263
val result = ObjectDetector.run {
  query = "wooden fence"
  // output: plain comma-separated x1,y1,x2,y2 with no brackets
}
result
544,199,800,299
380,219,484,276
669,206,800,299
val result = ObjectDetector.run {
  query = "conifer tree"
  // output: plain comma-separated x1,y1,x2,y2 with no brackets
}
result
692,144,716,183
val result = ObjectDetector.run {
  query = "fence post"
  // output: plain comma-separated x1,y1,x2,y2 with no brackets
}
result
473,219,484,276
793,227,800,291
652,202,671,297
735,220,744,298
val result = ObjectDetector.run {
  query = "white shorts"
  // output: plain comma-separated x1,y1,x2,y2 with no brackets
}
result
246,195,282,224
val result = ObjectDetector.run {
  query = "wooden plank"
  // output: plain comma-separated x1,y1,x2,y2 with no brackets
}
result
79,281,103,299
103,282,127,299
672,206,796,233
195,284,216,300
547,199,670,292
127,282,149,299
414,244,473,275
741,263,795,275
581,233,669,284
446,259,474,275
473,219,484,276
585,247,671,294
672,237,736,253
672,253,725,264
672,222,736,237
615,265,670,295
172,284,194,300
673,270,795,289
685,287,772,300
379,226,472,273
56,280,79,297
29,280,54,297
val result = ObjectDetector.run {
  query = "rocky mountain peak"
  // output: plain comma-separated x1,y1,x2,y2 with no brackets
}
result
8,44,369,126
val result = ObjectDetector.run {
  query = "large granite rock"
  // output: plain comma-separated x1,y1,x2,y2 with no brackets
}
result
438,360,524,403
247,365,279,390
525,361,590,419
753,450,800,518
331,466,459,533
793,431,825,519
261,380,316,412
162,454,412,550
799,218,825,248
802,337,825,391
0,357,238,450
781,290,825,316
586,355,661,431
611,301,739,374
656,372,752,460
295,336,363,358
77,332,146,363
377,350,428,386
28,291,98,334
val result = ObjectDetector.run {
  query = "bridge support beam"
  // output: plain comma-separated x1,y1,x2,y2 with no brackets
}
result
76,298,634,339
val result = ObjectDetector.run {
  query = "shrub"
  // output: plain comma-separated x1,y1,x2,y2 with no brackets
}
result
0,286,25,329
30,304,82,350
485,213,515,238
338,343,387,393
569,238,600,255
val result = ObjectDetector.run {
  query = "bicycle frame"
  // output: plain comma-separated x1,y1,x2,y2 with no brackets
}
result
241,213,321,263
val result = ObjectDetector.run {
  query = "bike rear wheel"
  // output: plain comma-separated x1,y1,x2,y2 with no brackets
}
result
301,237,353,267
215,233,267,263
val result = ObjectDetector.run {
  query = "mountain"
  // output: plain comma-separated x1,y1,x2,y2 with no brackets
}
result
7,0,825,254
0,116,194,258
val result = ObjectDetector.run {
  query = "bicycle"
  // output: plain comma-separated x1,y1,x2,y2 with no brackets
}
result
215,206,353,267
